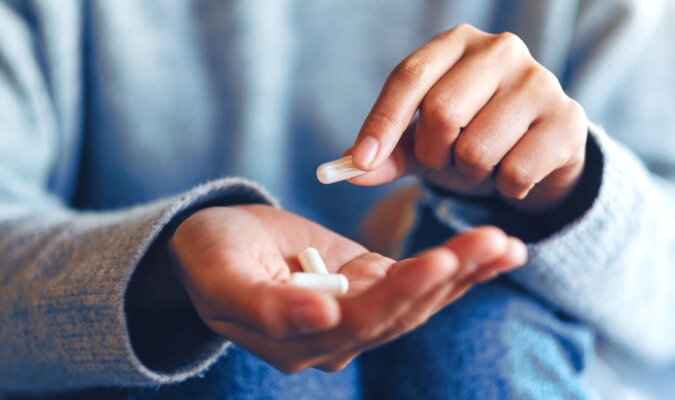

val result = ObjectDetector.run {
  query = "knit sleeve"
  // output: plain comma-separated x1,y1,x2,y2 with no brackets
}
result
0,2,280,392
422,124,675,366
0,179,278,393
417,0,675,366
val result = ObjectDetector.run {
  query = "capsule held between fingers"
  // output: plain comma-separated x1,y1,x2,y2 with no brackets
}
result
317,156,369,184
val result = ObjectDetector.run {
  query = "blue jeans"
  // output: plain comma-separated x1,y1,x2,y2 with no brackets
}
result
119,282,594,400
361,277,595,399
27,207,596,399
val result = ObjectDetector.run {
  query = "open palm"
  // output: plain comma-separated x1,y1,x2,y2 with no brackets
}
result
170,204,526,372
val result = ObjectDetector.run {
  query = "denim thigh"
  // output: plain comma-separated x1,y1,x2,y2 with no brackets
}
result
360,276,596,399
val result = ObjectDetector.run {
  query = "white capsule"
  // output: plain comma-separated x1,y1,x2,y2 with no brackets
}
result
316,155,369,184
298,247,329,274
287,272,349,295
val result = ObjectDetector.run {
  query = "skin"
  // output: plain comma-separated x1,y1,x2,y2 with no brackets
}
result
349,24,588,212
170,205,526,373
167,23,588,373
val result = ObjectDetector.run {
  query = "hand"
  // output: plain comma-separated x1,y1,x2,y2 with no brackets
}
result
169,204,527,372
349,24,588,212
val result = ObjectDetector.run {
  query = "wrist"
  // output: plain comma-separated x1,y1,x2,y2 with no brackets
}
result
538,132,603,233
126,232,192,317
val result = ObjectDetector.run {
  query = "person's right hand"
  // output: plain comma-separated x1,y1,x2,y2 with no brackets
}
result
348,24,588,213
168,204,527,373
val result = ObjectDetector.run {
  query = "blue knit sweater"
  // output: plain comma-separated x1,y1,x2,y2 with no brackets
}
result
1,0,674,393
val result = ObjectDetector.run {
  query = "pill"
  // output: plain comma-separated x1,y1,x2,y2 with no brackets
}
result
287,272,349,295
298,247,329,274
316,155,368,184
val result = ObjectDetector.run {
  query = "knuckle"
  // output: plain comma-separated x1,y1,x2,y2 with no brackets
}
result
451,23,477,36
420,97,463,134
501,160,536,190
562,100,589,158
394,56,433,87
415,144,445,169
454,139,494,173
566,99,588,129
525,65,561,91
490,31,528,58
368,109,401,132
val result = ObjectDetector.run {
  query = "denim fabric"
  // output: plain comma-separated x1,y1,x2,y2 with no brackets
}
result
41,283,593,400
29,206,596,400
361,278,595,400
3,0,675,392
359,206,596,400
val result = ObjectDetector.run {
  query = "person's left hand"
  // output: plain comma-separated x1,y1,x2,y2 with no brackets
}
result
168,205,527,372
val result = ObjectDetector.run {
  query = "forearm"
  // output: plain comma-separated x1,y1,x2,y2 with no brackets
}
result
0,178,275,394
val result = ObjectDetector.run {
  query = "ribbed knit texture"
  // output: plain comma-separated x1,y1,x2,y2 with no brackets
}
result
427,125,675,365
0,179,276,393
1,0,674,394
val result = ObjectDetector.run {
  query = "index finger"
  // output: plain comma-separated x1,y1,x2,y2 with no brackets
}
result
351,24,479,171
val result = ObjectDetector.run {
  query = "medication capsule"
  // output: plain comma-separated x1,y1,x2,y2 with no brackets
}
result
316,155,368,184
287,272,349,295
298,247,329,274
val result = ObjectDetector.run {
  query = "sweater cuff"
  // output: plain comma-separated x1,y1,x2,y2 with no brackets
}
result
421,123,632,295
421,123,604,244
51,178,275,390
507,123,646,315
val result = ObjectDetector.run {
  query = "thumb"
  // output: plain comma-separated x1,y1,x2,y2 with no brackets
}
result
347,145,408,186
348,122,417,186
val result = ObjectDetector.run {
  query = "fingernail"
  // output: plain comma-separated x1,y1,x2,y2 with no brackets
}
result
353,136,379,169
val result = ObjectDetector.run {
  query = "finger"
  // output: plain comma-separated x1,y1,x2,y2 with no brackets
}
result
496,100,587,201
248,248,465,370
451,71,542,184
379,251,466,339
187,253,342,338
438,226,527,279
414,43,508,169
347,144,409,186
348,121,417,186
472,237,529,282
213,247,457,372
313,247,459,363
338,247,459,344
428,234,528,312
335,252,394,293
319,233,527,365
427,233,527,315
314,275,456,373
351,24,487,171
386,228,526,317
